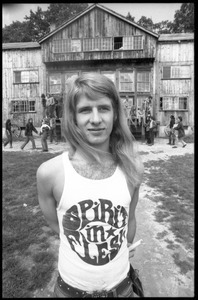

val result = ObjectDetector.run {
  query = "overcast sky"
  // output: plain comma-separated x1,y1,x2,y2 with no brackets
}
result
2,3,182,27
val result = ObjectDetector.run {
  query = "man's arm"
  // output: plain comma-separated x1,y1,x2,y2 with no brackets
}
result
127,186,140,244
36,163,60,235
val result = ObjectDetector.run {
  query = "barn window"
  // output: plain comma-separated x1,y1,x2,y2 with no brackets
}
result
14,70,39,83
119,72,134,92
162,66,190,79
114,37,123,50
11,100,35,113
53,39,81,53
83,38,112,51
161,96,188,110
49,74,62,94
133,36,143,50
137,72,151,92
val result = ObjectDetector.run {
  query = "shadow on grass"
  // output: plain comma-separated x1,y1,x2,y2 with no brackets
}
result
3,151,60,298
143,154,194,274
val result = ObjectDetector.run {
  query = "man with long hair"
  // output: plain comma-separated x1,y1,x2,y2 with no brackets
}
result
37,73,144,297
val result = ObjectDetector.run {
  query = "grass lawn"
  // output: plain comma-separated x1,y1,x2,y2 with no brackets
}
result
143,154,194,274
3,150,194,297
3,151,61,298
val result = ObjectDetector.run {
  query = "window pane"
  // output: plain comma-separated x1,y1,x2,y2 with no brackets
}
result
133,36,142,50
163,67,171,79
21,71,29,83
29,101,35,112
179,97,187,109
30,71,38,82
14,71,21,83
119,72,134,91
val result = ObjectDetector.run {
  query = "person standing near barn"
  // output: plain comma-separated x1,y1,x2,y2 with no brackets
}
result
49,115,58,144
21,118,38,150
167,115,176,145
172,116,187,148
36,73,144,297
4,119,13,148
40,117,50,152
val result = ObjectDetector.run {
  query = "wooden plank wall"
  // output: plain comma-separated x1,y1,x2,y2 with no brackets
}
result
155,41,194,127
42,8,157,62
3,48,45,127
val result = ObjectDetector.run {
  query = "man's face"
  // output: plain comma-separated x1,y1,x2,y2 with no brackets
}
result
75,95,114,152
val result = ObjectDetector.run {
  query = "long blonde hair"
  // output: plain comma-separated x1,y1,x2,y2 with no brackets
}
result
62,73,144,188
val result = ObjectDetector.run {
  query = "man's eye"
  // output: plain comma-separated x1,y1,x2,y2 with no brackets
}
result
79,108,91,113
99,107,110,112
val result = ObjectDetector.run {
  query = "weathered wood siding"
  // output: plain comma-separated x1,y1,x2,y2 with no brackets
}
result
41,7,157,62
3,48,46,127
155,40,194,128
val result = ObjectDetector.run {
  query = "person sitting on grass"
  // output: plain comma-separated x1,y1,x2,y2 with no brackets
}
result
36,73,144,298
172,116,187,148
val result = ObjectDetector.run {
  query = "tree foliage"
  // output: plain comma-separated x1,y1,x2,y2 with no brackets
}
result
126,12,135,22
3,3,88,43
2,3,194,43
171,3,194,33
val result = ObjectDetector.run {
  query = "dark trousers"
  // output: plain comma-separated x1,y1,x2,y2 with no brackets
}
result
4,131,12,147
149,129,155,145
41,130,48,151
49,128,57,143
21,136,36,149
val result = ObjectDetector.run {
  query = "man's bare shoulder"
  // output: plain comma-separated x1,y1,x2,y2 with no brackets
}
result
36,152,64,180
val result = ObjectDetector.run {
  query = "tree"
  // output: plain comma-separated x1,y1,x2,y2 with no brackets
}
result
45,3,88,28
3,3,89,43
137,16,153,31
153,20,174,34
24,7,50,41
171,3,194,33
3,21,32,43
126,12,135,22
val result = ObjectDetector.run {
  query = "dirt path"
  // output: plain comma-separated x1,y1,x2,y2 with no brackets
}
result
4,138,194,297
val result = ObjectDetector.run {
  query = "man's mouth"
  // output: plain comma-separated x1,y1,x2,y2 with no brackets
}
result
88,128,104,131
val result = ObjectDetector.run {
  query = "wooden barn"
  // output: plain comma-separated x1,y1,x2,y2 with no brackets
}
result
2,3,194,138
156,33,194,136
2,42,44,131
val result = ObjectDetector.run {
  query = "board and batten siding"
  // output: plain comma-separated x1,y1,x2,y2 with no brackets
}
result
155,40,194,129
41,7,157,63
3,48,45,127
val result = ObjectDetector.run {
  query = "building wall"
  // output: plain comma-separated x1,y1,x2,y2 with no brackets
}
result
3,48,45,128
41,7,157,63
155,39,194,136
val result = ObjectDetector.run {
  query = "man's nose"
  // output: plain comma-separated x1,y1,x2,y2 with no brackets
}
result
90,109,102,124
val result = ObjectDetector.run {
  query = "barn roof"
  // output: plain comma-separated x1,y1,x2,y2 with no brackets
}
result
38,3,159,43
158,33,194,42
2,42,41,50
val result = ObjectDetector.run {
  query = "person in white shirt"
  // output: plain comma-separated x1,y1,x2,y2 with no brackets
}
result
36,73,144,297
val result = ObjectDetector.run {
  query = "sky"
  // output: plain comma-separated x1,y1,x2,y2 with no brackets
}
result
2,3,182,28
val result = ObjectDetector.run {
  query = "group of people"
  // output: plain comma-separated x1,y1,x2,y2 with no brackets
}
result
166,115,187,148
3,115,58,152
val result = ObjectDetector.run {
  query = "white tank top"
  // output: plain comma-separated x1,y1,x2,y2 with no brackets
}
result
56,151,132,292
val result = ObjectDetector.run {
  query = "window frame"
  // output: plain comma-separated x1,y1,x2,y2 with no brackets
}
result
49,73,62,94
11,100,36,113
13,70,39,84
160,96,188,111
162,65,191,79
119,71,134,92
137,71,151,92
